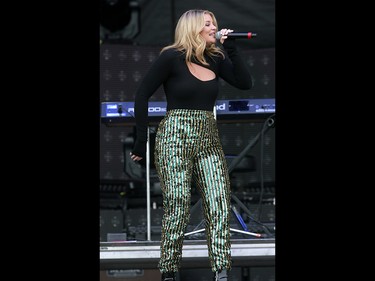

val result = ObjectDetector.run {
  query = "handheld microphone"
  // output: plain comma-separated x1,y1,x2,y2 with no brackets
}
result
215,31,257,40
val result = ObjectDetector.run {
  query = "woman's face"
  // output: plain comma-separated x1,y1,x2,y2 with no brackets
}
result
200,13,217,45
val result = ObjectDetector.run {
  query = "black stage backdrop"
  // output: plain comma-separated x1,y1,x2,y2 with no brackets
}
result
100,44,275,187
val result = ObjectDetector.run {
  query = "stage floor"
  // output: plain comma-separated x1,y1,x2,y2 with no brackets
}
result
100,238,275,270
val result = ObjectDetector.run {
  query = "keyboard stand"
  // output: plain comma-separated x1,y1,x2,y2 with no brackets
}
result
185,114,276,239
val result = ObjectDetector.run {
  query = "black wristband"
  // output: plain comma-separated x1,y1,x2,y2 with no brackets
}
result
132,139,147,159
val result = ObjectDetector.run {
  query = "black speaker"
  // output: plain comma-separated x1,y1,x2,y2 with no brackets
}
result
100,209,124,242
179,267,242,281
100,269,160,281
249,266,275,281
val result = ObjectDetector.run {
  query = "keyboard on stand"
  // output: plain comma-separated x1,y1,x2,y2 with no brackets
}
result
101,98,275,126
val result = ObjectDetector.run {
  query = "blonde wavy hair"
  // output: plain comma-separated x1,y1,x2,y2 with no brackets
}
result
161,9,225,65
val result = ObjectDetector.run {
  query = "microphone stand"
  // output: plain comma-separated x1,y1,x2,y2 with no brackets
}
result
185,114,275,239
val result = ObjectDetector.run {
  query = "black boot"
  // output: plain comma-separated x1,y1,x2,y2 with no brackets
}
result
161,272,176,281
213,269,228,281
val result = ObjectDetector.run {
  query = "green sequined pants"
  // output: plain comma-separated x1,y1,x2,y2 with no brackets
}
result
154,109,231,273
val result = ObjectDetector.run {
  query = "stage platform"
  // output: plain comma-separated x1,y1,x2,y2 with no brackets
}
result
100,238,275,270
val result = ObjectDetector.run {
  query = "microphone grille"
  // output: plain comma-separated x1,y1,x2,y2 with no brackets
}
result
215,31,221,40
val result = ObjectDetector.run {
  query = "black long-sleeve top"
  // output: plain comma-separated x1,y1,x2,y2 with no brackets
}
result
132,40,253,158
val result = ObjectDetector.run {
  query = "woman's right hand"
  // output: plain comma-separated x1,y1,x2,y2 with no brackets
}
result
218,28,234,44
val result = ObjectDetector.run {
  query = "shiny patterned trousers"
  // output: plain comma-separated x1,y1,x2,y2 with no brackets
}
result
154,109,232,273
